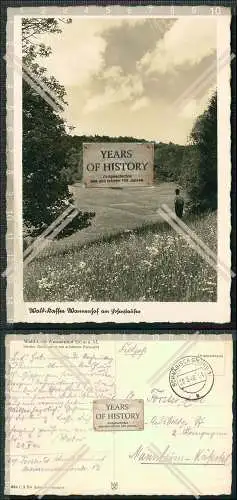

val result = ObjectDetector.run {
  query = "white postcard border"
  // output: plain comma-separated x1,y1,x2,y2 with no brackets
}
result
6,6,232,323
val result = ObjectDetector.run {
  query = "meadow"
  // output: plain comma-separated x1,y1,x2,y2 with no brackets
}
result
24,181,217,302
31,182,179,258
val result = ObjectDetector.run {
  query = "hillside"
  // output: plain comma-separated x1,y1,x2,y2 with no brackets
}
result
24,210,217,303
24,182,188,258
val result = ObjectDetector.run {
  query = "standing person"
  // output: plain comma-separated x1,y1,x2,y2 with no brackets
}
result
174,188,184,218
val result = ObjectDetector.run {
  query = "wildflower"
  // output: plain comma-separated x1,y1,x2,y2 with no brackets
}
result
143,260,152,267
146,246,160,256
37,277,52,290
78,261,86,269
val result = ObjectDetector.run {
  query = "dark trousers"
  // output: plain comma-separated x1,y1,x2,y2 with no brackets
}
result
175,206,184,218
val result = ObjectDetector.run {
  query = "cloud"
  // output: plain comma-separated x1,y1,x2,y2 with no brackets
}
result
138,17,216,75
103,65,123,80
37,18,146,87
179,85,216,119
130,96,150,111
83,70,144,113
179,99,200,119
38,23,106,87
36,16,217,144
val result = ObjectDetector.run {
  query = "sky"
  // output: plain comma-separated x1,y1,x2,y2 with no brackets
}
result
37,16,217,145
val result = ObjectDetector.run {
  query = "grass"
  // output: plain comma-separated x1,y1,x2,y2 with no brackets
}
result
34,182,181,259
24,210,217,303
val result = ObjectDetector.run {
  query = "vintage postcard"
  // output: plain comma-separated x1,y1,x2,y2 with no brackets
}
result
5,332,233,495
5,5,232,322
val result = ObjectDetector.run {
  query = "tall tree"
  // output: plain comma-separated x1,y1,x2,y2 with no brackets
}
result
22,18,94,238
154,142,185,182
180,92,217,213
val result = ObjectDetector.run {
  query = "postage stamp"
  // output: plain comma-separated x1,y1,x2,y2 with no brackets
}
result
5,5,232,323
93,399,144,431
169,355,214,400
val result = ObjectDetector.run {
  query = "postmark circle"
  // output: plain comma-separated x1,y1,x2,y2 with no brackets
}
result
169,355,214,400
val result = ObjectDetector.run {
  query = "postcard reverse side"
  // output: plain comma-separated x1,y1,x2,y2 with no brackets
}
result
5,333,233,495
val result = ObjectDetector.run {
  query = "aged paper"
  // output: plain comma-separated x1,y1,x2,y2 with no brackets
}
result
5,333,233,495
6,6,232,323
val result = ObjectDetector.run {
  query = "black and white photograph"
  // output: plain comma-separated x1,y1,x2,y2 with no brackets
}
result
6,5,231,322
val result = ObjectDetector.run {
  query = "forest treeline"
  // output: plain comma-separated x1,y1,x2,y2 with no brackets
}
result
63,91,217,217
62,134,190,184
